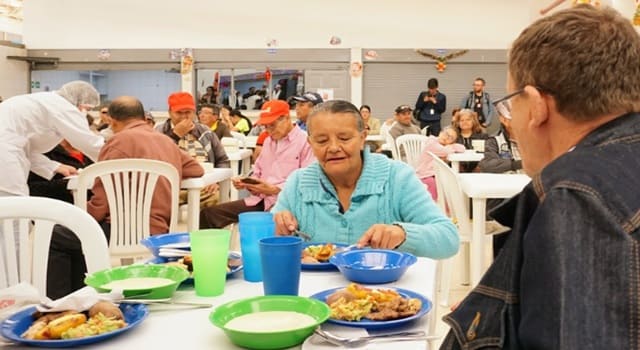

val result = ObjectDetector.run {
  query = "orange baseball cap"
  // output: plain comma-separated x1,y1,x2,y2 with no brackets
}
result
256,100,290,125
168,92,196,111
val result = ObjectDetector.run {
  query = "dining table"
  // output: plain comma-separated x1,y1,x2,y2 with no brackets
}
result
457,173,531,286
446,150,484,174
226,149,253,201
2,258,438,350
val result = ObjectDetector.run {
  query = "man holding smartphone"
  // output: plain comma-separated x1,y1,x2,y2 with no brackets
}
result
200,100,315,228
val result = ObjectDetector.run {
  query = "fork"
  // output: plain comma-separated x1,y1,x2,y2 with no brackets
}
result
292,229,312,241
314,328,438,348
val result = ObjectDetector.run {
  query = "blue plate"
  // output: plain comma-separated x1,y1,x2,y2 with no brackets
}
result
0,304,148,348
301,242,348,271
309,286,431,330
146,251,243,283
140,232,189,257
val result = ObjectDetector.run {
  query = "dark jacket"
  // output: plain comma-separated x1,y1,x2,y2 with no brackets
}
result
415,91,447,122
478,129,522,173
28,145,93,203
441,112,640,350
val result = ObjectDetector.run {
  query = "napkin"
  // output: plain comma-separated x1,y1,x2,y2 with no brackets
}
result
36,286,123,313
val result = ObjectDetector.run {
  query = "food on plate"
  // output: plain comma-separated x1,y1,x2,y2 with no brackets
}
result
101,277,175,290
224,311,317,332
325,283,422,321
89,301,124,320
21,301,127,340
164,254,239,274
301,243,337,264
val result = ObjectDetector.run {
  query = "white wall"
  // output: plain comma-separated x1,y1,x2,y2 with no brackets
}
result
0,45,29,99
23,0,533,49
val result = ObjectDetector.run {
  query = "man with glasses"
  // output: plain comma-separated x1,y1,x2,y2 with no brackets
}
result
197,103,231,141
442,5,640,349
460,77,494,127
200,100,315,228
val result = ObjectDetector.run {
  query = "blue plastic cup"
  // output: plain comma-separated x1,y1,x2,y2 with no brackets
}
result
259,236,303,296
238,212,275,282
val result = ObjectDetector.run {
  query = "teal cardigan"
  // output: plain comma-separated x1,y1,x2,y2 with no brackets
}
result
272,151,459,259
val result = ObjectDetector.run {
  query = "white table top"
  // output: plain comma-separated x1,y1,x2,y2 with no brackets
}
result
447,150,484,163
6,259,436,349
457,173,530,199
365,134,384,142
226,149,252,161
181,168,233,189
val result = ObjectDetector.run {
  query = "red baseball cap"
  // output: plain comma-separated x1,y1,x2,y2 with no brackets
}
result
168,92,196,111
256,100,290,125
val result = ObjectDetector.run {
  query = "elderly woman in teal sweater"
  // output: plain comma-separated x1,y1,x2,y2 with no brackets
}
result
272,100,459,259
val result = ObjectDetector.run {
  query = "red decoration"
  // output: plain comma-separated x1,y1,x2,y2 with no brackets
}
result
265,68,272,82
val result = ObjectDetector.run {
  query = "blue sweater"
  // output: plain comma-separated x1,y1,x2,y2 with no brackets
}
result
272,151,459,259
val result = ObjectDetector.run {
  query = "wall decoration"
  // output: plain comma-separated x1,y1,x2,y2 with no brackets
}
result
97,49,111,60
329,36,342,45
364,50,378,60
415,49,469,73
350,62,363,78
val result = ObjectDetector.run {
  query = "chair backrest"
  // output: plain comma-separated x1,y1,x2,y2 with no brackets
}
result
72,159,180,259
421,126,429,136
0,197,110,294
379,122,399,160
221,137,240,153
427,152,471,240
229,131,247,149
396,134,429,169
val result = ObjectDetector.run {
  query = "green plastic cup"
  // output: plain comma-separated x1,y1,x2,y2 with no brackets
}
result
190,229,231,297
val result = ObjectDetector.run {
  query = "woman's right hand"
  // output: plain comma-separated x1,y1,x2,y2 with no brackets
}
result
273,210,298,236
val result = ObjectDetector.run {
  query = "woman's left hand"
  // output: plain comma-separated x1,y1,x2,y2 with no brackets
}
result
357,224,406,249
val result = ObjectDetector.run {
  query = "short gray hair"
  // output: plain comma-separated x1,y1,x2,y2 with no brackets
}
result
307,100,365,134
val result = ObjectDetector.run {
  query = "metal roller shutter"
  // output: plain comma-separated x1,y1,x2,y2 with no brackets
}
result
363,62,507,130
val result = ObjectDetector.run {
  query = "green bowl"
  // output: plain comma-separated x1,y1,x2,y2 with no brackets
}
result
84,264,189,299
210,295,331,349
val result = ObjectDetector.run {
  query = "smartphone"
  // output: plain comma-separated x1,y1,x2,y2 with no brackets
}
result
240,177,260,184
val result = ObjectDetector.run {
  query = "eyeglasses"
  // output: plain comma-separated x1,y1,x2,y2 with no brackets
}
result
492,89,524,106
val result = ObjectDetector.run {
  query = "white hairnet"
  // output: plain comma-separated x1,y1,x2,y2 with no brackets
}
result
56,81,100,107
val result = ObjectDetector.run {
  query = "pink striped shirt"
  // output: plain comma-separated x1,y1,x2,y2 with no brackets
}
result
245,125,315,210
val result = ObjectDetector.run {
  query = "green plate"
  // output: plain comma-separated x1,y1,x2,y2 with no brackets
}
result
210,295,331,349
84,264,189,299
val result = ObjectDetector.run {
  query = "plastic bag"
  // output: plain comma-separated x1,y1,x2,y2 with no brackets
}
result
0,283,47,321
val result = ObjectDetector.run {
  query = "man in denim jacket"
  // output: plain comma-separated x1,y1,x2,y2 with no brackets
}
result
441,5,640,349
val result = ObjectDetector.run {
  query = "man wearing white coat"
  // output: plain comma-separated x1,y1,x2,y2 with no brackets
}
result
0,81,104,196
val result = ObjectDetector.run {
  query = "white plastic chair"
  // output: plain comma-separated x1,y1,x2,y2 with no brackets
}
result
0,197,110,295
396,134,429,169
230,131,247,149
71,159,180,264
379,121,399,159
221,137,240,153
428,152,472,306
421,126,430,136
